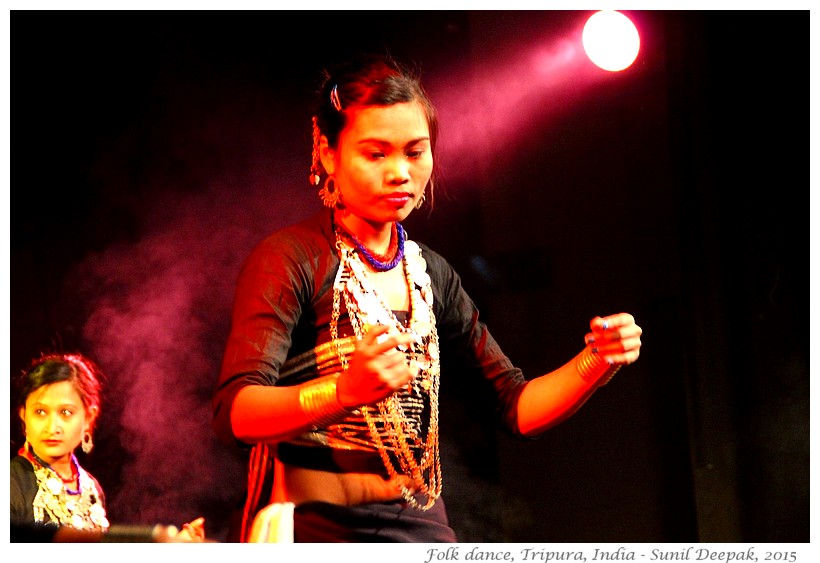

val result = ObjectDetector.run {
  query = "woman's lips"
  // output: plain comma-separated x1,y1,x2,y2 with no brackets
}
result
383,193,412,205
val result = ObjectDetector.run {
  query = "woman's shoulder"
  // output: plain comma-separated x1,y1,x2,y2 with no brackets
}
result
237,210,335,276
79,465,107,496
409,239,457,278
10,454,33,474
10,455,36,492
413,240,446,260
252,210,335,258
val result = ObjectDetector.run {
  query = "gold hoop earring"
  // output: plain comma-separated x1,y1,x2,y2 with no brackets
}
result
415,191,426,210
319,176,339,208
82,431,94,454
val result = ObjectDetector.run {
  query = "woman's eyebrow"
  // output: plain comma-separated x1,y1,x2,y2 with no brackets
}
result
356,136,431,146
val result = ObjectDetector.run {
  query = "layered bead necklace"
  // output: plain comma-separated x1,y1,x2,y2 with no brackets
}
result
330,219,442,510
20,443,110,531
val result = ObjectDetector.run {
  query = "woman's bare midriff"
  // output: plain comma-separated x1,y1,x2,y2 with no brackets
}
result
272,457,416,506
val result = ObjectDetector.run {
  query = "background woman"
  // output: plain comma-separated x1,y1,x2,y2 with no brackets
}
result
11,352,206,542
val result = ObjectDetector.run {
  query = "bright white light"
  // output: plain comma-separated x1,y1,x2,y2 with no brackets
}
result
582,10,640,72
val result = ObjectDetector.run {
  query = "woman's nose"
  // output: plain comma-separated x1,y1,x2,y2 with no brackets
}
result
387,157,411,184
47,415,62,434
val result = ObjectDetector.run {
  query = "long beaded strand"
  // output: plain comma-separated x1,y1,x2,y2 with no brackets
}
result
330,236,441,509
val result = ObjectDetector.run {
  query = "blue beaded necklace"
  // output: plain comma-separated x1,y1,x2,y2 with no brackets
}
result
23,443,81,495
336,220,406,272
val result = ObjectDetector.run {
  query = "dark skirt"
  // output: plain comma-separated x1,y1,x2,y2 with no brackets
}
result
293,496,458,543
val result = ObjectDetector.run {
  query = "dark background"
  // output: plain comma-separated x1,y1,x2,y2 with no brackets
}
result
9,10,808,543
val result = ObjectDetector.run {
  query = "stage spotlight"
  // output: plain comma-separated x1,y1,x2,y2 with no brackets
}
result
582,10,640,71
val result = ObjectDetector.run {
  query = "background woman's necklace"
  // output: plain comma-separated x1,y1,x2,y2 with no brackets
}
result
22,443,80,494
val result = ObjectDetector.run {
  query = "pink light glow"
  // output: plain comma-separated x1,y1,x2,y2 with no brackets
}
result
69,106,318,527
431,20,620,184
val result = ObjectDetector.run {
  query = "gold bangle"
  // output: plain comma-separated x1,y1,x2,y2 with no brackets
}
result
576,347,621,386
299,374,350,428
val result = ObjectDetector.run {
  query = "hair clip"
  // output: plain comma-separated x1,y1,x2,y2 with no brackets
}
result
330,84,342,111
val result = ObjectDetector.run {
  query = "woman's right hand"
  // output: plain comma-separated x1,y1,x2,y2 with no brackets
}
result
336,324,417,408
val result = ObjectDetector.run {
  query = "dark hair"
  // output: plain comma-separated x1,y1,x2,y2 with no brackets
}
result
311,53,440,205
17,353,105,432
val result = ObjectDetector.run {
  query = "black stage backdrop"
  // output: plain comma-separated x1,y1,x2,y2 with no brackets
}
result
9,10,808,542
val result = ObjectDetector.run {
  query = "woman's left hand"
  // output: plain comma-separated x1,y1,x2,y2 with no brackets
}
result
584,313,642,366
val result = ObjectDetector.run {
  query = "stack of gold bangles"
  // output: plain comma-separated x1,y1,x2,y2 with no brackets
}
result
576,346,620,386
299,373,352,428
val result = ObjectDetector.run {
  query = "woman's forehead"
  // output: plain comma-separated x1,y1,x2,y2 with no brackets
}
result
343,102,430,140
26,380,83,406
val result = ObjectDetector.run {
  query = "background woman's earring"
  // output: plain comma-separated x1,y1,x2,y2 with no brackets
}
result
82,431,93,454
319,176,339,208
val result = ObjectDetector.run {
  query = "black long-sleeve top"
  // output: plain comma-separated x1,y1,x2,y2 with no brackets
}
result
212,209,528,452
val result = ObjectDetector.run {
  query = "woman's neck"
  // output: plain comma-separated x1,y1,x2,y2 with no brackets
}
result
50,458,75,479
334,212,393,254
333,211,405,273
27,443,74,478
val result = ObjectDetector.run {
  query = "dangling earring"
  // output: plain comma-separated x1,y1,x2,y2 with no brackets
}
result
415,190,426,209
308,116,323,187
319,176,339,208
82,431,94,454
